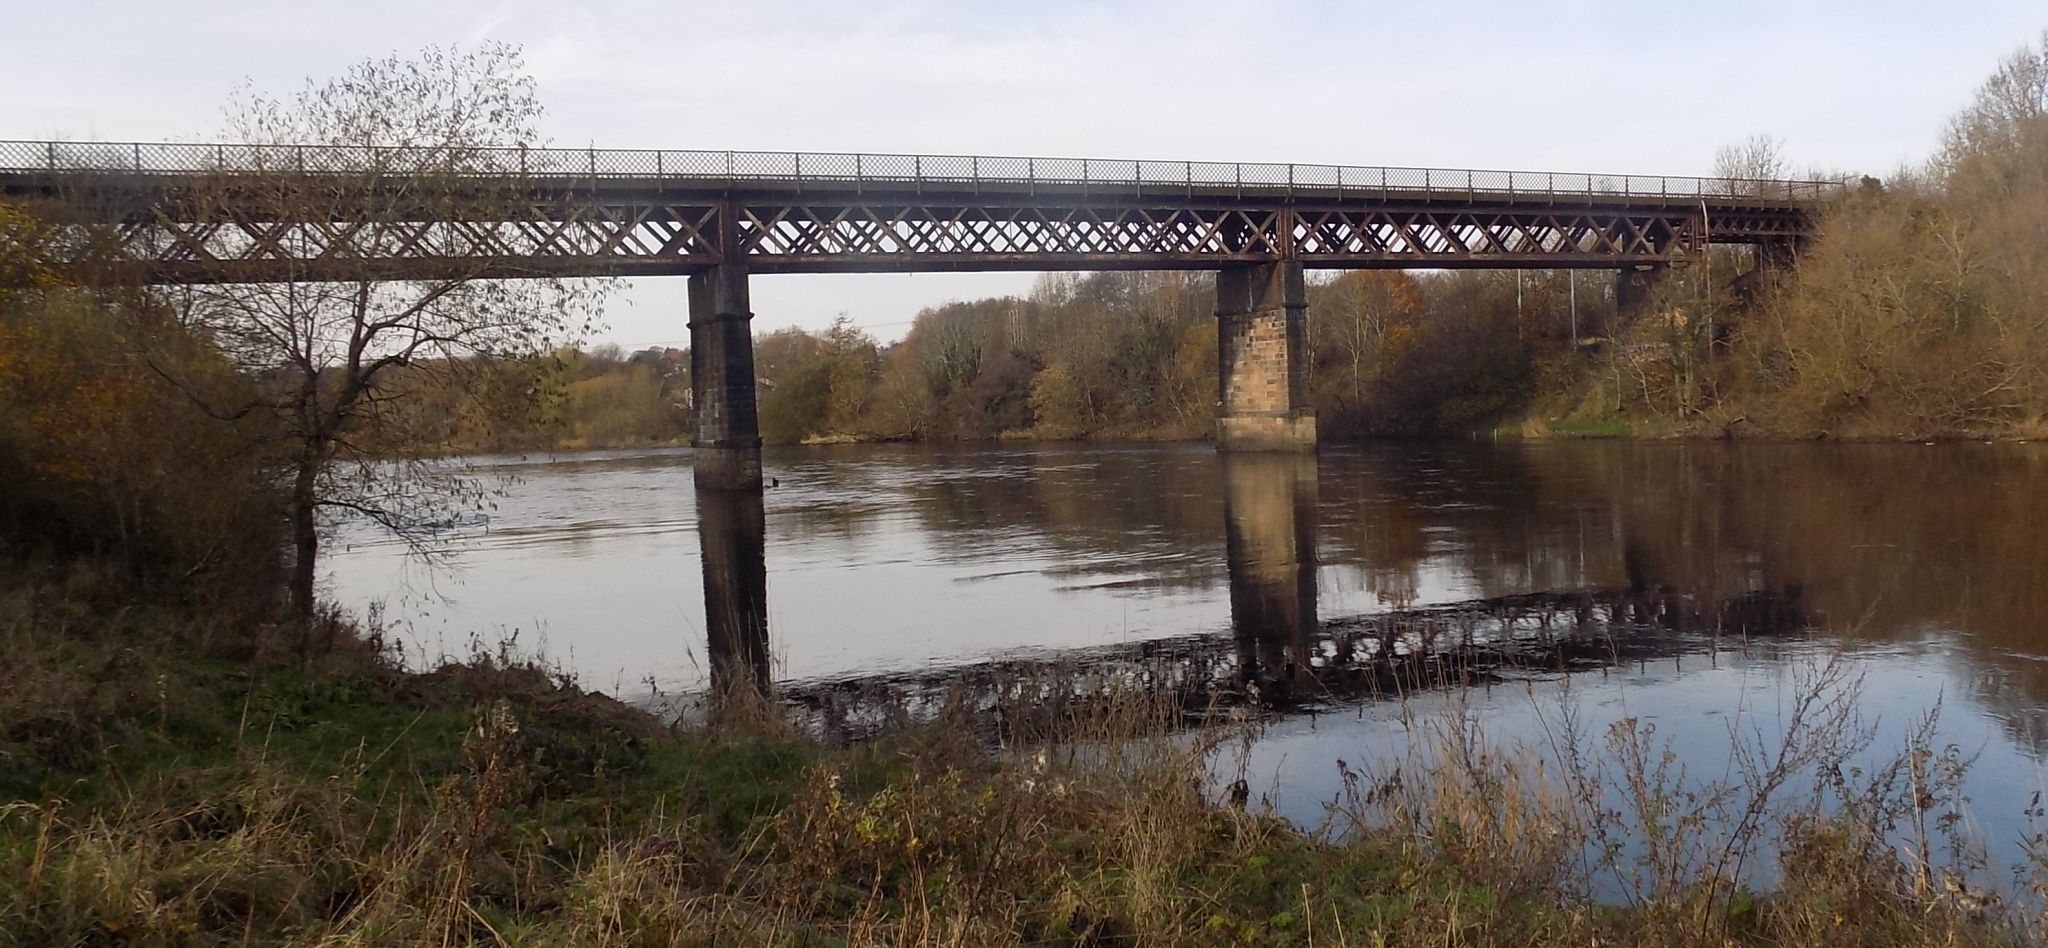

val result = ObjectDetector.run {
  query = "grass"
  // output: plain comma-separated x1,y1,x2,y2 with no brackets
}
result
1,564,2042,945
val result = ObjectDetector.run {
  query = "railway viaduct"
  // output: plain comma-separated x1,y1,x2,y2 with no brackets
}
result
0,141,1837,490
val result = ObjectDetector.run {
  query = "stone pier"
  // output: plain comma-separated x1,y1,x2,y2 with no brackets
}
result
1615,263,1668,321
1758,240,1799,273
1215,260,1316,450
688,260,763,490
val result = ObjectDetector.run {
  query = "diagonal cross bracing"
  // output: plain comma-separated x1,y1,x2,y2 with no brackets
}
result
3,154,1816,284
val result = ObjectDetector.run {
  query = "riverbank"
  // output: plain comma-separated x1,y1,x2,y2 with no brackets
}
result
1505,414,2048,442
522,424,2048,458
1,562,2035,945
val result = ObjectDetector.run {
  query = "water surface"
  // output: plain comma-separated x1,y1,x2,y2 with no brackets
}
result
329,440,2048,855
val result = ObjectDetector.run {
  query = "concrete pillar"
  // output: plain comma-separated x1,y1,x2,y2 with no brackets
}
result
695,485,770,699
689,260,762,489
1615,263,1668,322
1223,453,1319,701
1216,260,1316,450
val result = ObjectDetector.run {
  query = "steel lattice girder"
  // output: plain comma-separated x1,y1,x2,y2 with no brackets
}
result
6,175,1813,283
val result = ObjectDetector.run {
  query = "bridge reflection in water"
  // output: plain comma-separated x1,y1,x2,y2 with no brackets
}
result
1223,454,1321,703
688,455,1809,740
696,486,770,700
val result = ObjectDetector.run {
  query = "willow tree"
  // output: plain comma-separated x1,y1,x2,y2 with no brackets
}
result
161,45,607,643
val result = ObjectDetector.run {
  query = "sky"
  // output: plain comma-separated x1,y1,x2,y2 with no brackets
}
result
3,0,2042,346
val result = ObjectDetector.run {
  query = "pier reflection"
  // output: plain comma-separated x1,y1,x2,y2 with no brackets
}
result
695,486,771,699
1222,453,1320,702
678,445,1834,741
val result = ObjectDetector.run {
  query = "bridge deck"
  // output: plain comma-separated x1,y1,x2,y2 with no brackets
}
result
0,141,1841,283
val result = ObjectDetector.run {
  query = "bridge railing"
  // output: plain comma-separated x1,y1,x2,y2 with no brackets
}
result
0,140,1850,202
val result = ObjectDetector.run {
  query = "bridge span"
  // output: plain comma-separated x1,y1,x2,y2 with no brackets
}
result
0,141,1842,483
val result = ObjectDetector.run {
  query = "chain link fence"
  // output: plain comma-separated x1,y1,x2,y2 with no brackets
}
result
0,140,1849,202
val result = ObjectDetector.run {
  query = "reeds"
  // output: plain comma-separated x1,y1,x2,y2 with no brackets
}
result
4,581,2046,945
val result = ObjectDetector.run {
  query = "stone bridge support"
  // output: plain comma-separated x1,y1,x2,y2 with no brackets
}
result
689,260,763,490
1216,260,1316,450
1616,263,1668,322
1733,239,1800,305
1757,240,1800,273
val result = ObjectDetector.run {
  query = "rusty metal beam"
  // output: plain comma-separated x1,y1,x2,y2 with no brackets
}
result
3,153,1827,285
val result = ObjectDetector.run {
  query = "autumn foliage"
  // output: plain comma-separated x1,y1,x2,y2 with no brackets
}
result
1728,35,2048,437
0,202,56,292
0,212,280,593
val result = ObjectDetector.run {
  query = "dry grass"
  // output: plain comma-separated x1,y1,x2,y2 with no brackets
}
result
3,573,2045,945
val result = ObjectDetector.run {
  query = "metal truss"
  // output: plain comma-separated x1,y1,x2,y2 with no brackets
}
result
5,164,1824,284
735,202,1737,271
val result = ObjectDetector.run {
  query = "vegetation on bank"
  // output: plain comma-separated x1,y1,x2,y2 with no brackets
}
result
5,45,611,649
7,559,2048,946
3,246,2044,943
6,220,2045,945
13,32,2048,948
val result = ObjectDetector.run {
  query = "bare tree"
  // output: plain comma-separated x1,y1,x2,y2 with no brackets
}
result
1314,270,1422,413
1714,134,1789,195
1943,30,2048,168
158,45,608,646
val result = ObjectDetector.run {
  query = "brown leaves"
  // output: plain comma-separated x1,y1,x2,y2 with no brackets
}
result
0,201,58,292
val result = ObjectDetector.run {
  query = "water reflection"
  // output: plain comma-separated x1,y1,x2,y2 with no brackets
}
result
329,441,2048,772
749,447,1828,741
1222,453,1319,701
696,486,770,698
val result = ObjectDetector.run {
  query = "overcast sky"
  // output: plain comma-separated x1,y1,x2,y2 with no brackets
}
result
4,1,2042,346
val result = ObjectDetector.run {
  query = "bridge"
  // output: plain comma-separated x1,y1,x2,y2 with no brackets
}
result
0,141,1842,484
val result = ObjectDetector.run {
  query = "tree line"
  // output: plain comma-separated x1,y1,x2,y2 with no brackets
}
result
489,31,2048,447
758,266,1584,443
1718,31,2048,438
437,263,1606,450
6,31,2048,660
1521,32,2048,439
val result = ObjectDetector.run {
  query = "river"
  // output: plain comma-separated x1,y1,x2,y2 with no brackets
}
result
328,440,2048,871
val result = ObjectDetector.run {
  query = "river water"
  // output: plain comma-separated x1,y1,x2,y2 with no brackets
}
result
329,440,2048,872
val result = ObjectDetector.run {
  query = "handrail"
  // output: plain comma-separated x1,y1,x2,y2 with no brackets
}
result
0,140,1852,202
